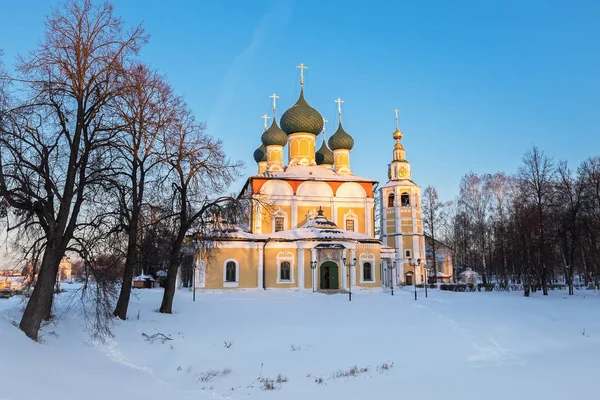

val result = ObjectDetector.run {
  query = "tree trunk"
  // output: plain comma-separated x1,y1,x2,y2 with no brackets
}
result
113,219,139,320
159,229,185,314
19,242,62,341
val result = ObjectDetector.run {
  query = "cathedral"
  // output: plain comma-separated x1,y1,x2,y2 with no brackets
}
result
193,65,441,291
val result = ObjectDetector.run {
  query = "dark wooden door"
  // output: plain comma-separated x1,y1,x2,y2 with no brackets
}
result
320,262,339,290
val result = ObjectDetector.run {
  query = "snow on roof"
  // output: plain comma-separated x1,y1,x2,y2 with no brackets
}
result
134,274,155,281
269,227,376,242
381,178,420,189
458,270,478,277
252,165,376,183
428,271,452,278
269,212,377,242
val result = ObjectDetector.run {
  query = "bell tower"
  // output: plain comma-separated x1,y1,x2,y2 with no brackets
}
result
379,110,425,286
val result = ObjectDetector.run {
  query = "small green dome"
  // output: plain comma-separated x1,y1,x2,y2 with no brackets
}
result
261,120,287,147
328,122,354,150
280,89,323,135
253,144,267,163
315,139,334,165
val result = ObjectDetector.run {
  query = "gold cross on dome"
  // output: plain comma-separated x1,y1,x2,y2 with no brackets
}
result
261,114,270,131
269,93,279,114
296,63,308,86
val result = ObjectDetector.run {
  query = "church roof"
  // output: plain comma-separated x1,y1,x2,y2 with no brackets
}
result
251,165,376,183
328,122,354,150
280,88,324,135
261,120,288,147
253,144,267,163
381,178,420,189
269,208,378,242
315,139,334,165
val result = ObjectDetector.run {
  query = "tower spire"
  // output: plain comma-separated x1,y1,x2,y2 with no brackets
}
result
335,97,344,123
296,63,308,87
269,93,279,118
322,118,328,143
394,108,399,131
261,114,270,131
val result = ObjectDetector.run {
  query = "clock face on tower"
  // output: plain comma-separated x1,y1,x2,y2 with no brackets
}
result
398,166,407,178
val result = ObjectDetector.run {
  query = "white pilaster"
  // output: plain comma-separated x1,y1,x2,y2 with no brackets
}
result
257,244,264,288
341,249,347,289
297,244,305,290
311,248,317,291
350,248,357,287
291,197,297,229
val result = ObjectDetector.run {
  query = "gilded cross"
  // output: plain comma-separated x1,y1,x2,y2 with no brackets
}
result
296,63,308,86
269,93,279,115
261,114,270,131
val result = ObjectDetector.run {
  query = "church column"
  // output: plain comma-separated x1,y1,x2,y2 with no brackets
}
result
311,248,318,291
350,248,357,287
292,197,298,229
297,243,305,290
257,243,265,289
341,249,348,290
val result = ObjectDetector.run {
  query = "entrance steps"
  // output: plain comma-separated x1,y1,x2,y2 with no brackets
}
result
317,289,349,295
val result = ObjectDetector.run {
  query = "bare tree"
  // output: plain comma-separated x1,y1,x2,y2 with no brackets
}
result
158,108,243,314
556,161,585,295
459,172,491,284
484,173,513,288
518,146,555,295
0,0,145,340
422,185,449,282
112,64,177,320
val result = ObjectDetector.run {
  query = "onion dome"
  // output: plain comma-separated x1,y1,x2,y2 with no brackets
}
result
280,89,324,135
328,122,354,151
253,144,267,163
393,126,403,141
315,139,334,165
261,120,287,147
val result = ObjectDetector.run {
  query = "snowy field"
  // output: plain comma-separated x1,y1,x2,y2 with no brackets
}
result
1,286,599,400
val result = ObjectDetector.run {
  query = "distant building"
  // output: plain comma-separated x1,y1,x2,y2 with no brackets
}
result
58,256,72,281
424,235,454,283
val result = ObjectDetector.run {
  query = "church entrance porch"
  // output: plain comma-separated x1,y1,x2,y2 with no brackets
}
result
319,261,339,290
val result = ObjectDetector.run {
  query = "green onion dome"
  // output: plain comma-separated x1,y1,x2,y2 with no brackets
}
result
253,144,267,163
328,122,354,151
315,139,334,165
261,120,288,147
280,88,324,135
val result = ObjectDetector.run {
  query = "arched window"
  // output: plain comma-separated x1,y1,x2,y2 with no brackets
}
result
401,192,410,207
388,193,395,208
280,261,291,281
225,261,237,282
363,262,373,281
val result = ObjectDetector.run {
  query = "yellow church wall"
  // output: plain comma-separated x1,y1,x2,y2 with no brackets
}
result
336,207,366,233
264,247,298,288
296,206,333,228
303,249,313,289
356,245,381,287
204,247,258,289
261,205,293,233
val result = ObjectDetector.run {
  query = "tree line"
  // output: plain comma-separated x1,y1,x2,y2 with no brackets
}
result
0,0,244,341
423,146,600,297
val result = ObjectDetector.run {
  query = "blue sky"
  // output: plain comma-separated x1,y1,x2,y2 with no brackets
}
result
1,0,599,201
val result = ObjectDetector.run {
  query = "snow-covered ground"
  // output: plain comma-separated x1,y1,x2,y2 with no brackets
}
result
1,286,599,400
